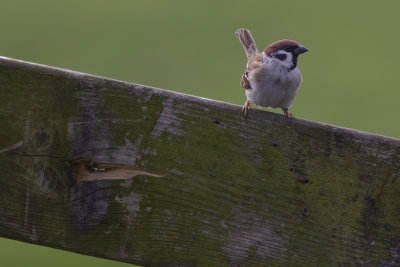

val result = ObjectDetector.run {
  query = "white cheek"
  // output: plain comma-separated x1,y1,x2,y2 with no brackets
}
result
276,51,293,68
284,53,293,65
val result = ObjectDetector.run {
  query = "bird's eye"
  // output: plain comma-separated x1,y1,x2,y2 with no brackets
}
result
275,53,287,60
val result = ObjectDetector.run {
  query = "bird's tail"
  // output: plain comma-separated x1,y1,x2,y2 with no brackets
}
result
235,28,260,60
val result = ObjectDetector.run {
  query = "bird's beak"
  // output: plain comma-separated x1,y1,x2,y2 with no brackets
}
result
294,46,308,55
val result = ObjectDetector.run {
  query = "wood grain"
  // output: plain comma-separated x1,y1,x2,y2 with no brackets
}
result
1,56,400,266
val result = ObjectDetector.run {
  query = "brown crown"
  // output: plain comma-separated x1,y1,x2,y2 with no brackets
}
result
264,40,300,56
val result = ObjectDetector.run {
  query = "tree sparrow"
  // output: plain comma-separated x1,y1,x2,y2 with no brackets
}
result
235,28,308,118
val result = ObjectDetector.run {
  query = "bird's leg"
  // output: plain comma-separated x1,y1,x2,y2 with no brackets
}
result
282,108,293,118
242,100,251,117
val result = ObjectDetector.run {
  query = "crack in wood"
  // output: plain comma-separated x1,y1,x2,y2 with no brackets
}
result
0,141,23,154
70,158,163,183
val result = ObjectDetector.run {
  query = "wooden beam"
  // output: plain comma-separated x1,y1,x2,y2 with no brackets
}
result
1,56,400,266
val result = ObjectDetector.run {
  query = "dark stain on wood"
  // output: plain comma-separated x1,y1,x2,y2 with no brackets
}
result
69,180,112,230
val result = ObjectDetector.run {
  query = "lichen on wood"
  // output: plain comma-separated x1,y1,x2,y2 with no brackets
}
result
1,56,400,266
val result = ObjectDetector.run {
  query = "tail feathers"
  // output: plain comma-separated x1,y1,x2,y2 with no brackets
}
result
235,28,259,60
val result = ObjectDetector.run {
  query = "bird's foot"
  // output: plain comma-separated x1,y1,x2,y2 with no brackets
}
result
242,100,251,118
282,108,293,119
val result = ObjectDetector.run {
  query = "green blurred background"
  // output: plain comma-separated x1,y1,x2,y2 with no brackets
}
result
1,0,400,266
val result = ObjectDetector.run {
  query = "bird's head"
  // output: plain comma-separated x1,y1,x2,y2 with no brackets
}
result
264,40,308,71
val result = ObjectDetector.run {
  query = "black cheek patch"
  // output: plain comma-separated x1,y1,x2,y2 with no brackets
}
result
275,53,287,61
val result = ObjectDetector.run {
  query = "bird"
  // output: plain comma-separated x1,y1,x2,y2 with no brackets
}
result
235,28,308,118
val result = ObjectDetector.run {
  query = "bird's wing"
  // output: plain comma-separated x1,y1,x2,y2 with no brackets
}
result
240,54,264,90
240,72,251,89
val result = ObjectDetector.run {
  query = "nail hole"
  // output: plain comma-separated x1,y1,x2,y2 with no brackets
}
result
298,178,312,184
272,143,280,148
214,121,227,128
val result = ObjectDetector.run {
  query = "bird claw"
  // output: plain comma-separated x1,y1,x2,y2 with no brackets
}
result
282,108,293,119
242,100,251,118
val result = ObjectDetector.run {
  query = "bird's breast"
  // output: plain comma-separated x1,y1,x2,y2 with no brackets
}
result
246,66,302,109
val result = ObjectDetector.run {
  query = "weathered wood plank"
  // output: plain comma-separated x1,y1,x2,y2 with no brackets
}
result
0,56,400,266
